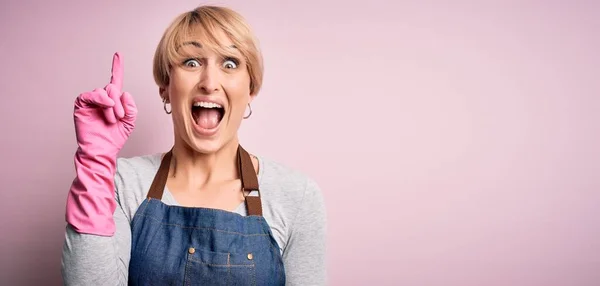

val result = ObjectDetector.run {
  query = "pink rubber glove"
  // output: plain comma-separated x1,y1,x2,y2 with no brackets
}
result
65,52,137,236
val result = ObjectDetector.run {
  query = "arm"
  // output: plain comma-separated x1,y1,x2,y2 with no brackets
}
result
283,178,328,286
61,52,136,285
61,171,132,286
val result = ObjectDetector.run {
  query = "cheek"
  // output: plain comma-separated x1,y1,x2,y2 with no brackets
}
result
224,75,251,98
226,78,248,93
169,75,195,101
229,93,251,116
172,78,189,93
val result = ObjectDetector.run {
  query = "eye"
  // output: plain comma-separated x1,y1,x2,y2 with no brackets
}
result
222,58,239,69
183,59,201,68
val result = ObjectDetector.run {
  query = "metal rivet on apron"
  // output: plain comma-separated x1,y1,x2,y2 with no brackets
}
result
247,253,253,260
188,247,195,254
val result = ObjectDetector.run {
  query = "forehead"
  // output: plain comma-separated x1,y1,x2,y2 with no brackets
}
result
175,27,242,57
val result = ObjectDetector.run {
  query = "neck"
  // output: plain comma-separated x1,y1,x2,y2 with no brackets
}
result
169,137,240,188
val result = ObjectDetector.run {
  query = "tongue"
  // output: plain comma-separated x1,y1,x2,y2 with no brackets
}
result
196,109,221,129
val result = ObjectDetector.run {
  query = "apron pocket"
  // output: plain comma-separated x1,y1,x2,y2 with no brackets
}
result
184,248,256,286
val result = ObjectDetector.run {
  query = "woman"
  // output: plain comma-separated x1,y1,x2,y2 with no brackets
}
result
61,5,326,285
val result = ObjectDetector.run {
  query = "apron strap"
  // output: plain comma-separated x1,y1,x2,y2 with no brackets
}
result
146,148,172,200
146,145,263,216
237,146,262,216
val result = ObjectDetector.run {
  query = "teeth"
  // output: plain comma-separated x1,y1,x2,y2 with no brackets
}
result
193,101,223,108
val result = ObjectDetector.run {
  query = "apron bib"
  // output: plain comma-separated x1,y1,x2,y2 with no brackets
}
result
128,145,285,285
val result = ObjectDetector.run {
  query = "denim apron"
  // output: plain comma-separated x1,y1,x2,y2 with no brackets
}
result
128,145,286,285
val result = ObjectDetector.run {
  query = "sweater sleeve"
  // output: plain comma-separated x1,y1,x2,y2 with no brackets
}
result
61,168,132,286
282,178,328,286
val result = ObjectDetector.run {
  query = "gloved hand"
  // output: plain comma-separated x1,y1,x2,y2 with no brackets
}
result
65,52,137,236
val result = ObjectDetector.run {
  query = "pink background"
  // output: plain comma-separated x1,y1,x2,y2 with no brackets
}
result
1,0,599,285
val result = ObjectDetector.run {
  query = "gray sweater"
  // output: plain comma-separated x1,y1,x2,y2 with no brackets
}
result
61,152,327,285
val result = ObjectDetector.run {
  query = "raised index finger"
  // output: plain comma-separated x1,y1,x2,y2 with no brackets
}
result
110,52,123,91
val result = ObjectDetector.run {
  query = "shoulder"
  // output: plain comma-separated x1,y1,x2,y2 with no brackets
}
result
116,153,162,175
255,155,326,248
257,155,323,204
258,154,327,264
114,153,163,221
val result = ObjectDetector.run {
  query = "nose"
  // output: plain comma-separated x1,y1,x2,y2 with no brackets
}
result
197,65,220,94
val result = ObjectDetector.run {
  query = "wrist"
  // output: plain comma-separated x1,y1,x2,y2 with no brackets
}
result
75,147,118,176
76,146,118,163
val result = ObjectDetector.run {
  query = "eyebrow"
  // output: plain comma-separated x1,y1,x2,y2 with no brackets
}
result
182,41,237,49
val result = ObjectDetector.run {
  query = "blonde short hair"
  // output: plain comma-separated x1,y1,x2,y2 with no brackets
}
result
153,6,263,95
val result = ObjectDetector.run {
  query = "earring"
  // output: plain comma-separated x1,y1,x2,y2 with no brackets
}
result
243,103,252,119
163,98,172,114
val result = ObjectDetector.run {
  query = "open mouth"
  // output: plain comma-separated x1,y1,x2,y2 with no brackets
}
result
191,101,225,130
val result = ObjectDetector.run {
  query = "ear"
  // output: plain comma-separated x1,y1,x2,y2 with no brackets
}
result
248,93,257,104
159,87,169,103
248,80,258,103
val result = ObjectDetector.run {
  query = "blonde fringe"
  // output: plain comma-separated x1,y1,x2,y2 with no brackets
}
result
152,6,263,95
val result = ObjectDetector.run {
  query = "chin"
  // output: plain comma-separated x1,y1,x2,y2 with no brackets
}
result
187,135,228,154
182,118,240,155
